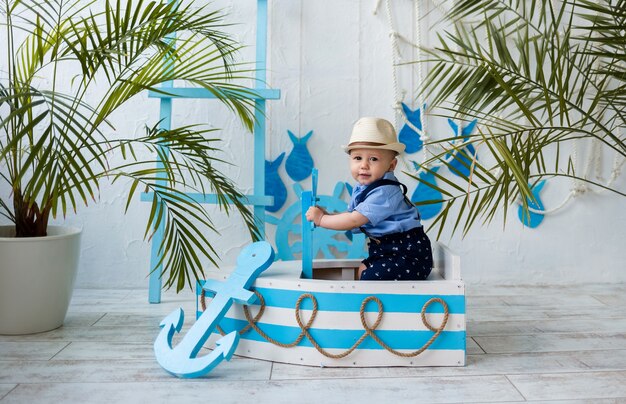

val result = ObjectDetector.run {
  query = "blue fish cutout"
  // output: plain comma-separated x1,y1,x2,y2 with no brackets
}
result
345,182,353,196
286,130,314,182
265,152,287,212
410,161,443,220
446,119,478,178
518,180,546,228
398,103,425,154
268,183,304,261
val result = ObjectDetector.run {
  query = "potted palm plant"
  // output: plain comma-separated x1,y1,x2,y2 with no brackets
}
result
0,0,260,334
413,0,625,237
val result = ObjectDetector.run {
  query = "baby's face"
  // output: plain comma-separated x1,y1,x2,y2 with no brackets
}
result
349,148,398,185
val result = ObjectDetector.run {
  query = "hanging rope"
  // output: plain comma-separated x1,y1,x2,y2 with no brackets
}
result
375,0,470,176
201,289,449,359
377,0,426,175
413,0,430,164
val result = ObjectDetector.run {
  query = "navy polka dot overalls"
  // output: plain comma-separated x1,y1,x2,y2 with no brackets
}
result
360,226,433,281
354,178,433,281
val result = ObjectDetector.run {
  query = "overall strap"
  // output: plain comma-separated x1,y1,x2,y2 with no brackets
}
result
353,179,406,205
354,178,418,242
354,179,411,207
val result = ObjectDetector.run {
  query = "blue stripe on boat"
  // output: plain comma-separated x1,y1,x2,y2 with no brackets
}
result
251,288,465,314
215,318,465,350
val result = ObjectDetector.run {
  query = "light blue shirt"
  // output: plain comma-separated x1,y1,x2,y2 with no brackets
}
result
348,172,422,237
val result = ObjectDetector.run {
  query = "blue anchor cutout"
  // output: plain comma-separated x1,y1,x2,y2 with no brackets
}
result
265,152,287,212
518,180,546,228
286,130,314,182
398,103,425,154
154,241,275,378
446,119,478,178
411,161,443,220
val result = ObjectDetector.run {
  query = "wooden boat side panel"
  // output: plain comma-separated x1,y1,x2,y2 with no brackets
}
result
197,242,466,367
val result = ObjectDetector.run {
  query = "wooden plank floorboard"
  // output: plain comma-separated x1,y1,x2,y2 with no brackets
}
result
0,376,525,403
507,370,626,401
0,385,16,401
468,318,626,336
0,358,272,383
474,332,626,354
0,341,70,361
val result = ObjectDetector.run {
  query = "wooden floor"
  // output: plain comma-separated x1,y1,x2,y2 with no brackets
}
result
1,283,625,403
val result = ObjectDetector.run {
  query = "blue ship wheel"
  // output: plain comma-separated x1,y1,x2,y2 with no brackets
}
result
269,182,366,261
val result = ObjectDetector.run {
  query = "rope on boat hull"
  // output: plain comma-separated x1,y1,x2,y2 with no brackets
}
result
201,290,449,359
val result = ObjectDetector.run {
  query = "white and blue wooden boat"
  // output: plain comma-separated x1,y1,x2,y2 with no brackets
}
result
198,244,464,367
197,170,466,367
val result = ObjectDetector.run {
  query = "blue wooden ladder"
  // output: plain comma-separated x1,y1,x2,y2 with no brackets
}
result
143,0,280,303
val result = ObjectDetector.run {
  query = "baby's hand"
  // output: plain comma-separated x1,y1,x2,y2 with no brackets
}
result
305,206,326,226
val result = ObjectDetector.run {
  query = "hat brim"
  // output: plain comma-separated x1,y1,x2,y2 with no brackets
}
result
342,142,405,154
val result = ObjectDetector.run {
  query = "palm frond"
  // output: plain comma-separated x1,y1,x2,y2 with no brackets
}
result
414,0,625,237
1,0,262,291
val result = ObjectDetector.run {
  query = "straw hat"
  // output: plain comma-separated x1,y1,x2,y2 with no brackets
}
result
342,117,405,154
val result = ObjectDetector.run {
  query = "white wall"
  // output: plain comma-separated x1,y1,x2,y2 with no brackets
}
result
3,0,625,289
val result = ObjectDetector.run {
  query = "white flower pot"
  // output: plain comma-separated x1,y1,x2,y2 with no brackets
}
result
0,225,81,334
